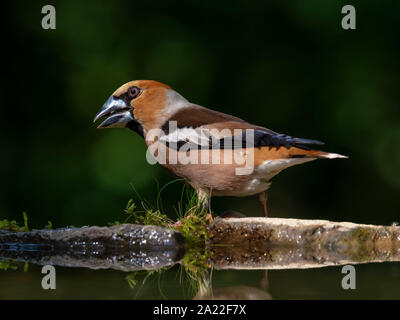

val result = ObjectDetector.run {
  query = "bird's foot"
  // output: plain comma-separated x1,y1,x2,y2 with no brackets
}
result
219,210,246,219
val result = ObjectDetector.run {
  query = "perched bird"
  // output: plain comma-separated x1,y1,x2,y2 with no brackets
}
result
93,80,347,216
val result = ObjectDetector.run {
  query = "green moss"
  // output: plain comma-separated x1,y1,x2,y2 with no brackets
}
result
0,259,29,272
0,212,30,232
45,221,53,230
117,185,213,296
126,272,138,289
0,260,18,271
125,199,174,227
171,210,211,292
112,185,212,245
22,212,29,232
124,268,169,299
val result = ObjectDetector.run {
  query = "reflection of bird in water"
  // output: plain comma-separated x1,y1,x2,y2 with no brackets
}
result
194,285,272,300
194,271,272,300
94,80,347,217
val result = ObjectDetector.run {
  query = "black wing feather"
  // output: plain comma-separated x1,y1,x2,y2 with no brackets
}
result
161,128,324,151
218,129,324,150
253,130,324,150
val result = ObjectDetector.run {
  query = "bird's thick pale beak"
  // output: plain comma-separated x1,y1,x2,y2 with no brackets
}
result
93,96,134,128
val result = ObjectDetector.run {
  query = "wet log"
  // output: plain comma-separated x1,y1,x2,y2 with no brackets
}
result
208,218,400,269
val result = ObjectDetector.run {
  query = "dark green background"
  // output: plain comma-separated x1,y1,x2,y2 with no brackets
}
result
3,0,400,228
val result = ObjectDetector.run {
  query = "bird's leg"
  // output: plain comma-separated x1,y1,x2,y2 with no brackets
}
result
197,188,211,213
258,191,268,217
207,188,212,213
260,270,269,291
174,188,211,227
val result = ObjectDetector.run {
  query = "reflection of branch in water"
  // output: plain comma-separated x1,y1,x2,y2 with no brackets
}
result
0,224,185,272
3,218,399,272
1,217,400,299
208,218,400,270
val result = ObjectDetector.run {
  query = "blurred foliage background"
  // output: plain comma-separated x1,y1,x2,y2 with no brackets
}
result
2,0,400,228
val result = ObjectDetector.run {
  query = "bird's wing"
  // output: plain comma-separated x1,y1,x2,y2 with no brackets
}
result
158,105,324,151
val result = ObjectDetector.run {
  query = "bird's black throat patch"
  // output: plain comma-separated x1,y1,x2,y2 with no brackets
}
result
127,120,144,137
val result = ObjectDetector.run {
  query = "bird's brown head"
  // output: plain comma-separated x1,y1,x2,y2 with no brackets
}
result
93,80,179,136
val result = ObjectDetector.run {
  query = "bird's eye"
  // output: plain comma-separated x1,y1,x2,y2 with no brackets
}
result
128,86,140,99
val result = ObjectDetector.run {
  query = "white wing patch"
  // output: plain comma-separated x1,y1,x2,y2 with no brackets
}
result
159,127,213,147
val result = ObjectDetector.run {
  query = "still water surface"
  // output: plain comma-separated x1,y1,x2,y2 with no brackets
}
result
1,263,399,299
0,222,399,299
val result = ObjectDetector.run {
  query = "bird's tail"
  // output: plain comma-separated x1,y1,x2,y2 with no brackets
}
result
292,149,348,159
315,151,348,159
255,131,348,159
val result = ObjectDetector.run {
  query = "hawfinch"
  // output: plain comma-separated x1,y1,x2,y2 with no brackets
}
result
93,80,347,216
